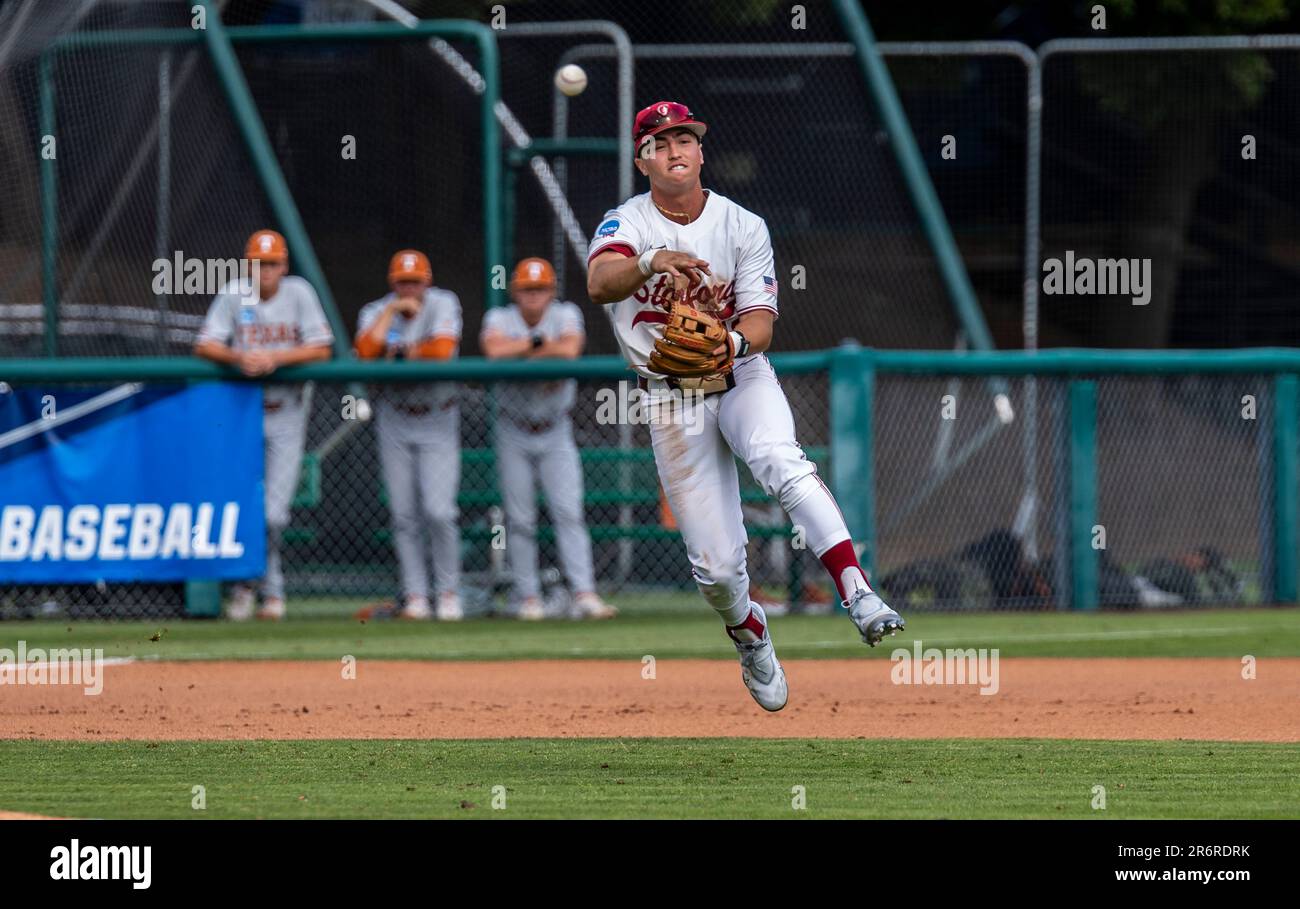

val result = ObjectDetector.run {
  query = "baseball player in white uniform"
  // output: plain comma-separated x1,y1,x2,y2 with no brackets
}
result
195,229,334,621
355,250,465,621
586,102,905,711
481,257,617,621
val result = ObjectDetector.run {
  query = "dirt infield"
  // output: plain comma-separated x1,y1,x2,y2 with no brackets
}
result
2,657,1297,742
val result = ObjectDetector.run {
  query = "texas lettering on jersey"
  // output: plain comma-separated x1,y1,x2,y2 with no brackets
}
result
239,322,301,347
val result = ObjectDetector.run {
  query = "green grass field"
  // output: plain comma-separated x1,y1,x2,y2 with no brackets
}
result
2,606,1298,661
2,738,1297,819
3,607,1298,819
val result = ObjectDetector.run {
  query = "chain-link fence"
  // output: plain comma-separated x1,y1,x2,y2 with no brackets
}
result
1038,40,1300,350
3,359,1287,619
873,370,1271,612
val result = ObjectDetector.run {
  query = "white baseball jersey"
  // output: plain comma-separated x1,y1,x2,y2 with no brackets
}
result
356,287,462,412
480,300,583,423
198,275,334,406
586,190,778,379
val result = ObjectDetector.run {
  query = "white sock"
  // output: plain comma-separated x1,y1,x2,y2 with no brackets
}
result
840,567,871,600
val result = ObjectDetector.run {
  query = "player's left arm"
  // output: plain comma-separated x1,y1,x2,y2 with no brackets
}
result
409,290,461,360
269,343,332,369
729,309,774,355
529,303,585,359
409,336,457,360
724,216,779,356
271,283,335,371
529,331,584,360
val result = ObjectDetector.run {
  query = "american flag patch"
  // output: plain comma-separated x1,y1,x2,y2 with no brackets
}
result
762,275,778,295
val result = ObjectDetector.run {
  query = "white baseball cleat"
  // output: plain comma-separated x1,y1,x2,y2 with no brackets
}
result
435,592,464,622
225,585,255,622
517,596,546,621
571,591,618,620
729,604,788,712
844,589,904,647
399,596,433,621
256,597,286,622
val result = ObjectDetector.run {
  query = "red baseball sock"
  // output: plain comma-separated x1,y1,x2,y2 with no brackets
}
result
726,607,766,644
819,539,873,602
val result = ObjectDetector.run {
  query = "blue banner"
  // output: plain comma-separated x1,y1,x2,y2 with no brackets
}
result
0,383,265,582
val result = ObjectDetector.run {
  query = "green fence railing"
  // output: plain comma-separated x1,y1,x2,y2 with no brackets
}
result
7,346,1299,609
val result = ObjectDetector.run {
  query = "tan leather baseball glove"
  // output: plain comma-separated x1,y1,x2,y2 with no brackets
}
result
648,301,733,378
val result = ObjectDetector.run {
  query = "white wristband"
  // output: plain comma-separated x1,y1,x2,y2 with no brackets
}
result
637,249,657,277
729,331,748,358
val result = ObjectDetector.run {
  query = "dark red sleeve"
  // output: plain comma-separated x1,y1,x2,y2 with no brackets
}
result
588,242,635,265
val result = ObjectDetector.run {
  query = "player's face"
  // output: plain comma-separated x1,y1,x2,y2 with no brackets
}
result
512,286,554,316
637,129,702,189
257,259,286,297
392,279,427,300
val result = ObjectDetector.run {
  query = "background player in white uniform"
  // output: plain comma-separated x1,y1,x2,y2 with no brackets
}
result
587,102,905,711
355,250,464,621
481,258,617,621
195,229,334,621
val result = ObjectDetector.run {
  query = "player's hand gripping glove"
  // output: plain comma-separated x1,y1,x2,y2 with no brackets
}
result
647,302,733,378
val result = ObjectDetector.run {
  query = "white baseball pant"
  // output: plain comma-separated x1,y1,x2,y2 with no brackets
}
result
648,354,853,626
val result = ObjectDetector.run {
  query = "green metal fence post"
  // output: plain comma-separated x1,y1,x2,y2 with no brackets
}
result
830,0,994,354
1068,380,1098,610
503,162,517,268
38,49,58,357
830,342,875,579
478,28,502,310
1273,374,1298,603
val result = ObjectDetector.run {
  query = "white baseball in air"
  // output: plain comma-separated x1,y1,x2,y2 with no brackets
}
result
555,63,587,97
356,398,372,422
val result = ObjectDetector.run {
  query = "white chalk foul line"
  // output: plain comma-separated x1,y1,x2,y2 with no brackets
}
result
0,656,135,677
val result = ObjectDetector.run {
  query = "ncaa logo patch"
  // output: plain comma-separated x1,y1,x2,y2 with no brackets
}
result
596,218,620,238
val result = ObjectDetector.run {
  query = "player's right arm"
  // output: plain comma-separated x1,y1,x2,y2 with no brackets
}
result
587,249,710,305
355,298,417,359
194,293,267,375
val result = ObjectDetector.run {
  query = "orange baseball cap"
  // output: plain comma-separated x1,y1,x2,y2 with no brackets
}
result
245,229,288,262
510,257,556,290
388,249,433,284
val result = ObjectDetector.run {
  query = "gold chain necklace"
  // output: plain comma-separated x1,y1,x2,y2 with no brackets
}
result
654,190,707,223
654,200,691,220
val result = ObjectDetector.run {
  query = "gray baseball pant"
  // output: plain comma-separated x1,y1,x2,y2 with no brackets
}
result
495,416,595,599
377,407,462,599
261,401,308,601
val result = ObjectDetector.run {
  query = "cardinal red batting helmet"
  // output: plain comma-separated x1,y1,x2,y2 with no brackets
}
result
633,101,707,158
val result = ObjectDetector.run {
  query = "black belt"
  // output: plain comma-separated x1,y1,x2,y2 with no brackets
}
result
515,418,555,433
392,403,432,417
391,399,455,417
263,389,304,412
637,372,736,395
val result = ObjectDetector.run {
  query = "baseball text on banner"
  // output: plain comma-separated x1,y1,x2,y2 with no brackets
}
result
0,383,266,582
